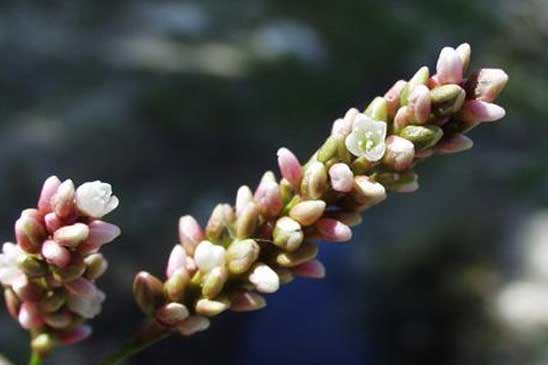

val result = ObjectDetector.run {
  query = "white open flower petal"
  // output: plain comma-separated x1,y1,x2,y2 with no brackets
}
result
76,181,119,218
344,130,365,157
0,243,24,286
68,289,106,319
365,142,386,162
345,114,387,161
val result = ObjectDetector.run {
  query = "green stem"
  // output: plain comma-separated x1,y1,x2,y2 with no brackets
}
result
29,351,43,365
101,321,172,365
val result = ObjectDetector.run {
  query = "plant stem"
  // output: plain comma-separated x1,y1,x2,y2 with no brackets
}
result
101,320,172,365
29,351,43,365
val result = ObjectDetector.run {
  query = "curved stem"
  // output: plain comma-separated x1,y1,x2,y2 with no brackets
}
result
29,351,43,365
101,320,172,365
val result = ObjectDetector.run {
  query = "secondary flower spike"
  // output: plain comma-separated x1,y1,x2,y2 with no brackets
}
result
0,177,121,358
132,43,508,340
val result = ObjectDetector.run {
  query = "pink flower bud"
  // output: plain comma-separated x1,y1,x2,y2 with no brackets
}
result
436,47,463,85
277,148,303,187
383,136,416,171
435,135,474,155
394,106,413,132
54,223,90,248
384,80,407,118
166,245,187,279
466,68,509,103
459,100,506,123
329,163,354,193
254,179,283,218
38,176,61,214
58,325,92,345
15,215,47,254
315,219,352,242
51,179,76,219
18,302,43,330
44,212,62,234
65,278,97,299
177,315,210,336
42,240,71,268
332,108,359,136
456,43,471,72
235,185,253,217
178,215,204,255
408,84,431,124
44,310,73,329
79,221,121,254
291,260,326,279
156,302,189,327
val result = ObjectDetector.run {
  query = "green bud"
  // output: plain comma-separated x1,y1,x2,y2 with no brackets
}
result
52,261,86,283
400,66,429,105
18,255,49,278
230,290,267,312
133,272,166,315
84,254,108,281
317,135,339,163
300,161,328,200
235,202,259,239
399,125,443,150
202,266,228,299
349,176,387,211
374,171,419,193
195,297,230,317
289,200,326,226
337,135,352,164
226,239,260,275
32,333,56,355
276,241,319,268
351,156,374,175
273,217,304,252
39,290,66,313
279,178,295,205
164,269,190,302
430,85,466,116
365,97,388,121
206,204,235,242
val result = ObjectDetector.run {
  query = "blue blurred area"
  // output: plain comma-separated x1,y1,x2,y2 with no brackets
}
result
1,0,548,364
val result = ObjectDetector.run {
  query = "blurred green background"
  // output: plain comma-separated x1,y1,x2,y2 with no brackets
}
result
1,0,547,364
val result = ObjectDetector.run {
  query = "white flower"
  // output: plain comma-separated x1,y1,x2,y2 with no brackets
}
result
248,263,280,293
68,288,106,319
0,242,24,286
345,114,387,162
194,241,226,273
76,181,119,218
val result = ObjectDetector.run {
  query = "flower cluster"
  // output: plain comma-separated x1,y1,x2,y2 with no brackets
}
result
0,177,121,356
133,43,508,337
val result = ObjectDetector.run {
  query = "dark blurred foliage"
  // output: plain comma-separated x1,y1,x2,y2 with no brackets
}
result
1,0,548,364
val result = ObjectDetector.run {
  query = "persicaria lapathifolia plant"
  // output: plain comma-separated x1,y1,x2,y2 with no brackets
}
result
0,177,121,364
120,43,508,363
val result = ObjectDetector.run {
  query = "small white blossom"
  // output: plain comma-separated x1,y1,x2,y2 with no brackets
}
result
68,288,106,319
194,241,226,273
76,181,119,218
249,263,280,293
345,114,387,162
0,242,24,286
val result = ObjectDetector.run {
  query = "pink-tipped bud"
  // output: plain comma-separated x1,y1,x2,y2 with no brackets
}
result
235,185,253,217
277,148,303,187
456,43,471,72
394,106,413,132
38,176,61,214
383,136,416,171
44,212,62,234
229,290,267,312
42,240,71,268
384,80,407,118
65,278,97,299
291,260,326,279
58,325,92,345
315,219,352,242
156,302,189,327
54,223,89,248
18,302,43,330
408,84,431,124
436,47,463,85
166,245,187,279
329,163,354,193
435,135,474,155
465,68,509,103
254,180,283,218
15,214,47,254
459,100,506,123
79,221,121,254
332,108,359,136
178,215,205,255
51,179,76,219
